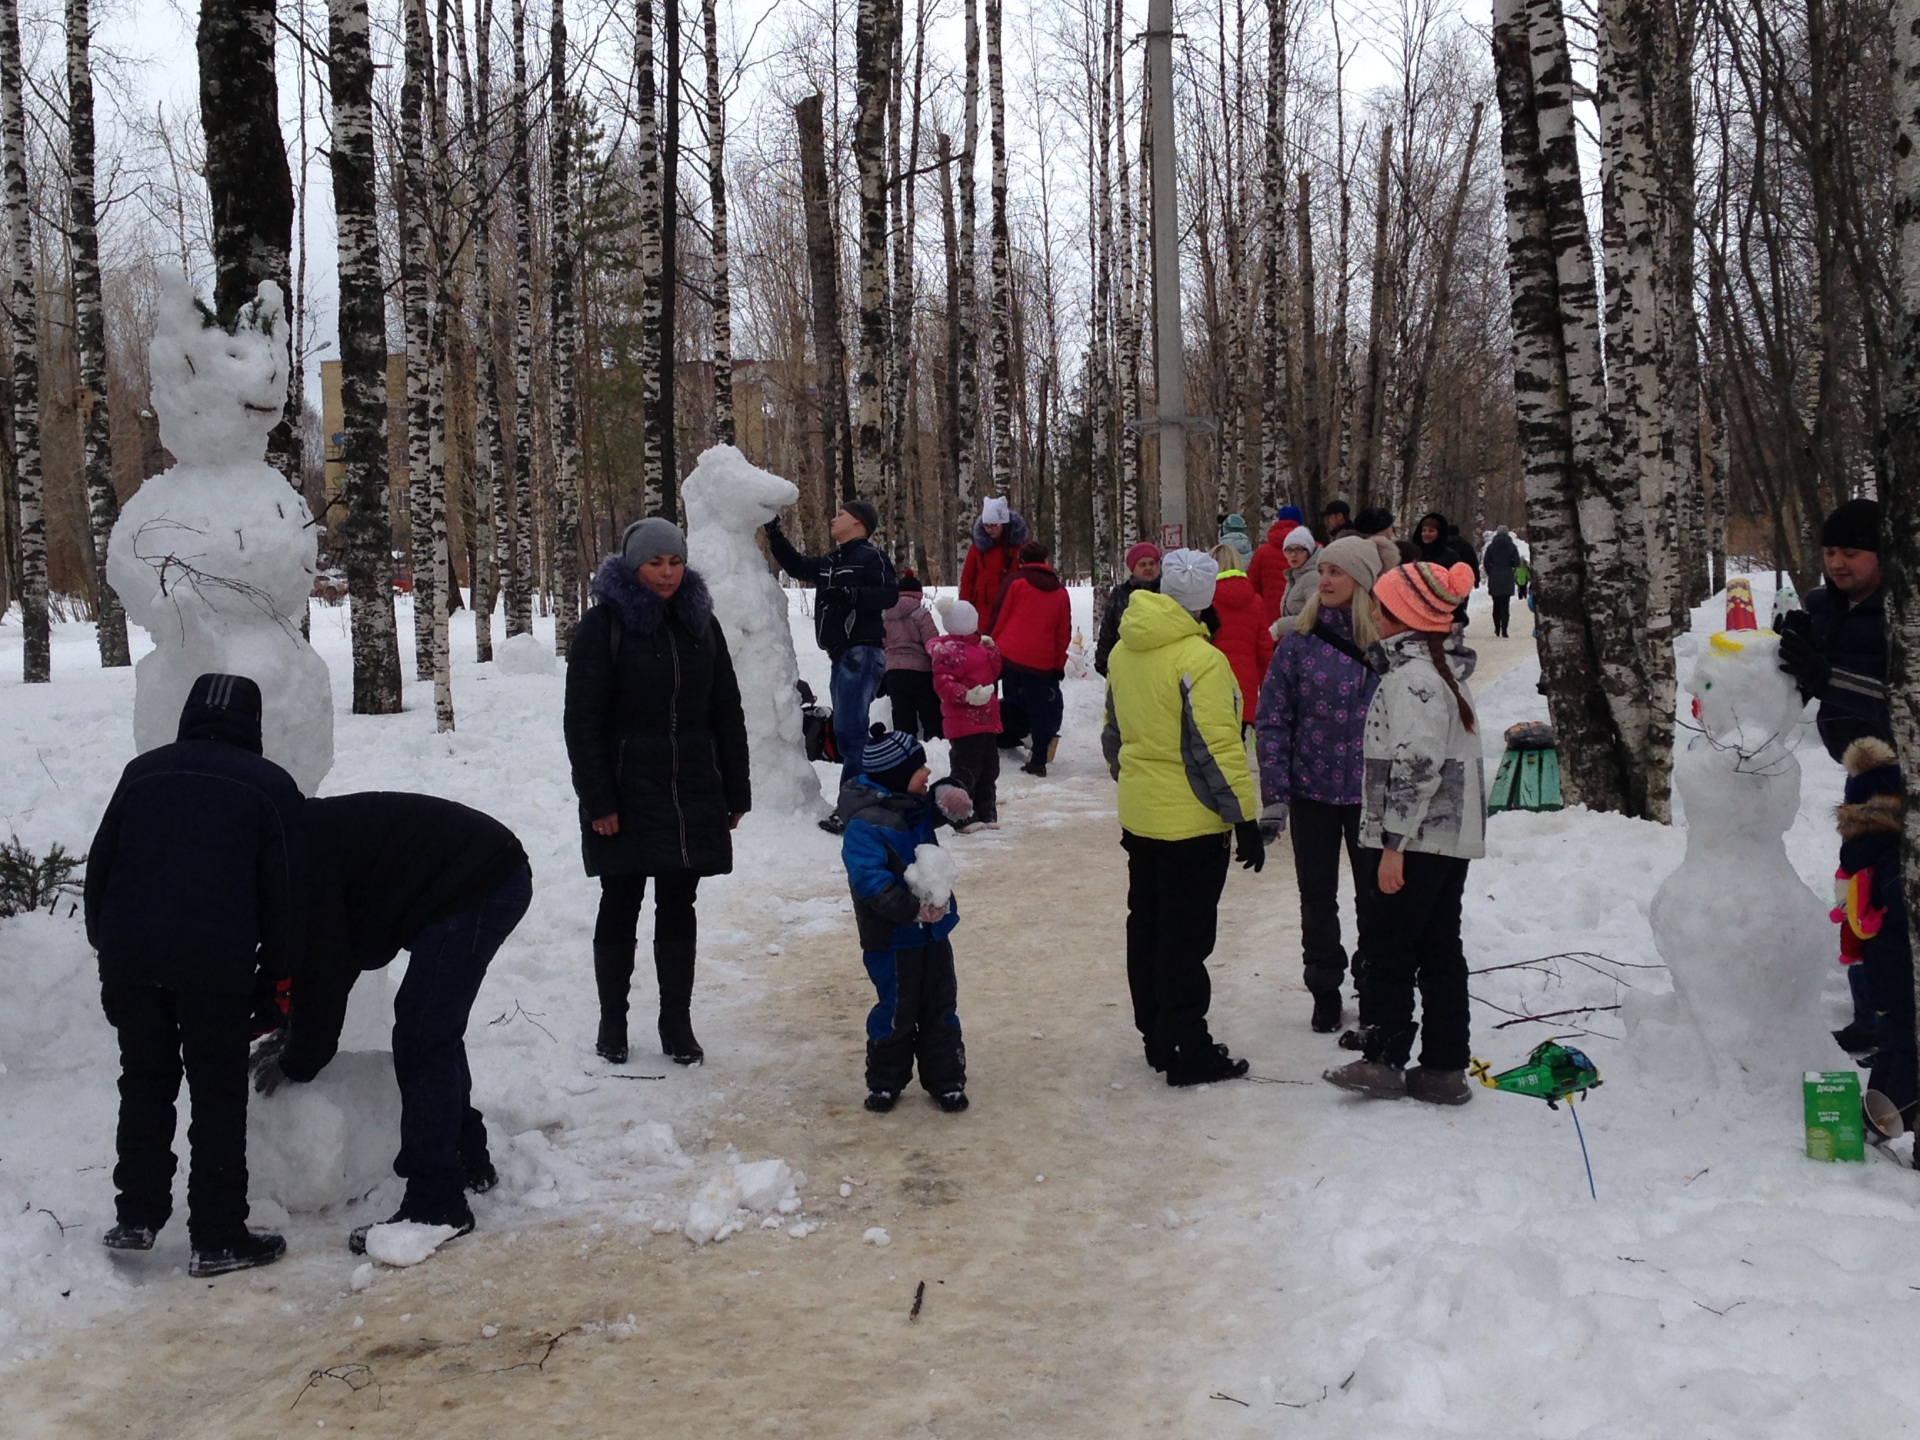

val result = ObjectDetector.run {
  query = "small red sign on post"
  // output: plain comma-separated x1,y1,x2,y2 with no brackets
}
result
1159,523,1184,552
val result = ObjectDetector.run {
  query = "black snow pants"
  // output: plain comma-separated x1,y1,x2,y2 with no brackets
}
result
101,982,253,1243
862,940,966,1095
1355,851,1472,1070
1491,595,1512,637
946,732,1001,823
1289,798,1377,1000
594,871,701,1030
1122,830,1231,1066
883,669,944,740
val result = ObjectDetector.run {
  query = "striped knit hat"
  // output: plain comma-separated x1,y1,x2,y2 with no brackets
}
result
861,727,929,793
1374,561,1476,634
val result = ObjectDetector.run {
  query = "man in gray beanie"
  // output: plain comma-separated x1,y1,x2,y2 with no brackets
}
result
763,501,899,833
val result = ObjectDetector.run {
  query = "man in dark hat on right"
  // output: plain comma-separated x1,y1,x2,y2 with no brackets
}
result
1777,497,1890,764
764,499,899,833
84,673,307,1278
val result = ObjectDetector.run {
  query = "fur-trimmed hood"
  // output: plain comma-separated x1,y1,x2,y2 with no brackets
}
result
1837,736,1903,841
590,553,715,636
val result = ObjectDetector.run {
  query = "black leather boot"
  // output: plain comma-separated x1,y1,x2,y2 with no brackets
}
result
655,942,703,1065
593,940,636,1063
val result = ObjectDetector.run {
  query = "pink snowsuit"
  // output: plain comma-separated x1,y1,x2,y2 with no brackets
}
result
928,633,1003,738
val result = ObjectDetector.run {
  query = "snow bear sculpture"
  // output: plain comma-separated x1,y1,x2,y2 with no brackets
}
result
681,445,822,815
1644,629,1829,1089
107,276,334,794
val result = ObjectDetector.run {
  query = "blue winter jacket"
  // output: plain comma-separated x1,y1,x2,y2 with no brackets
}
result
839,777,960,953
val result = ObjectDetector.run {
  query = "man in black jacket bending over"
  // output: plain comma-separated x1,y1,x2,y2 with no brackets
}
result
763,498,898,833
252,793,530,1252
85,673,305,1278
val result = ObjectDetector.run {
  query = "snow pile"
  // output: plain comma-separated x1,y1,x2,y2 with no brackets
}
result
106,275,334,795
681,445,820,816
363,1221,458,1267
246,1051,402,1213
904,844,958,908
495,630,556,675
683,1156,800,1245
1643,628,1830,1089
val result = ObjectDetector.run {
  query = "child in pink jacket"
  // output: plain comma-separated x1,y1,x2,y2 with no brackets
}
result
930,597,1003,828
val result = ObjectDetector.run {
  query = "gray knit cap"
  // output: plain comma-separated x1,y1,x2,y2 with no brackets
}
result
621,517,687,569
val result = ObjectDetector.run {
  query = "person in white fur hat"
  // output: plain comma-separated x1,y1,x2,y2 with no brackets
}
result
960,494,1030,613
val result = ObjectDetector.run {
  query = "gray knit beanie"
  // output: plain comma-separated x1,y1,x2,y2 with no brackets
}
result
621,517,688,569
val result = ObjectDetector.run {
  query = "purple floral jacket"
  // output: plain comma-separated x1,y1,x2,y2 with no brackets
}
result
1253,607,1379,808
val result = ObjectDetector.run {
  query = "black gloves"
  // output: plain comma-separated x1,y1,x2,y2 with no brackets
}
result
818,585,852,605
1234,820,1266,873
250,1029,292,1096
1774,612,1829,701
763,513,783,533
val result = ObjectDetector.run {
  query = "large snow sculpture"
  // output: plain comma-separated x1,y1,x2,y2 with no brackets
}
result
107,276,333,794
1644,630,1829,1087
682,445,822,814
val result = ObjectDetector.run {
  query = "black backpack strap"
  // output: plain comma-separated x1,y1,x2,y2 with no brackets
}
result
1309,621,1369,670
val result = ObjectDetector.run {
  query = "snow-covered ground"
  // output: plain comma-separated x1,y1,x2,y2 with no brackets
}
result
2,575,1916,1435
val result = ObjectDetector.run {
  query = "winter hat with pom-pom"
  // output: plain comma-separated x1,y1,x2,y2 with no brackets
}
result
1159,548,1220,614
936,595,980,636
862,726,929,793
898,570,924,593
1374,561,1476,634
1841,736,1902,807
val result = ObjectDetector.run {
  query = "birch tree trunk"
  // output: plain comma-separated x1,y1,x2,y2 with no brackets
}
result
199,0,296,480
853,0,893,502
1087,0,1113,575
1352,124,1391,512
796,93,853,512
954,0,980,552
1258,0,1291,516
550,0,582,654
659,0,681,509
329,0,403,712
465,0,500,661
0,0,44,682
702,0,734,446
65,0,127,666
427,0,454,726
939,130,961,556
635,0,664,511
1883,0,1920,1166
403,0,436,678
985,0,1012,502
886,0,925,554
1296,172,1322,513
1114,0,1141,542
505,0,534,635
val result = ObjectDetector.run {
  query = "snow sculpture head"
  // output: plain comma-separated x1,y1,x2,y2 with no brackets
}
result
149,274,288,467
681,445,800,530
1686,631,1805,749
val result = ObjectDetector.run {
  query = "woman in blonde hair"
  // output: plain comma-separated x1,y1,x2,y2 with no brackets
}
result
1253,534,1389,1035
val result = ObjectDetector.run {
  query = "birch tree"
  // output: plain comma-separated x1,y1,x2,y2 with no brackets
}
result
702,0,734,446
795,92,852,510
403,0,437,676
329,0,403,711
66,0,128,666
0,0,44,682
852,0,893,500
634,0,665,511
985,0,1013,501
1258,0,1292,515
465,0,502,661
954,0,981,548
506,0,534,634
551,0,582,653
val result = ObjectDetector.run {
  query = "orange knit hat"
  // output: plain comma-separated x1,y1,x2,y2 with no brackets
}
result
1374,561,1475,633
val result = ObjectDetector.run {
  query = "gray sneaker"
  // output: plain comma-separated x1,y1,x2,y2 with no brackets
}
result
1405,1066,1472,1106
1322,1058,1406,1099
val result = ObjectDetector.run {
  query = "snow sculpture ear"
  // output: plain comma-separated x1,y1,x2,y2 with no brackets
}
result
148,274,289,470
681,445,800,529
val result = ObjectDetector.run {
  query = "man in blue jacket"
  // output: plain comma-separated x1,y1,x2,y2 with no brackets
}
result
84,673,305,1278
764,499,898,833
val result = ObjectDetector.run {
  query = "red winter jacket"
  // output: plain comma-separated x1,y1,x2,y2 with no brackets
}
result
988,564,1073,676
1209,571,1275,723
928,632,1004,738
1247,517,1303,630
959,512,1031,612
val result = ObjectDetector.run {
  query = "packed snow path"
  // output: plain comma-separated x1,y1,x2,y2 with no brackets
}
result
4,596,1916,1436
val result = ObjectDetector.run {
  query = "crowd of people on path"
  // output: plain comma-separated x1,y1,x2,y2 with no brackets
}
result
77,491,1911,1282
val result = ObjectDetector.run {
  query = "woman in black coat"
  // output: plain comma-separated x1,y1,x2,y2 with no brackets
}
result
564,518,751,1065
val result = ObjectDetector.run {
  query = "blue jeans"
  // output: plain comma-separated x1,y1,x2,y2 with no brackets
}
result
1003,669,1064,758
831,645,889,791
392,864,533,1211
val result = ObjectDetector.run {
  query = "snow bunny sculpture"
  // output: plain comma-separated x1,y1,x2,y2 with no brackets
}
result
107,276,334,795
1645,629,1829,1088
681,445,821,814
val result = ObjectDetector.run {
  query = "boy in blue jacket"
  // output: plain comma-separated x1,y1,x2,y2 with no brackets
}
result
840,729,973,1112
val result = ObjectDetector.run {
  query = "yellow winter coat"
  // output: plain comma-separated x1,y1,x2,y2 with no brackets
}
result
1101,590,1259,840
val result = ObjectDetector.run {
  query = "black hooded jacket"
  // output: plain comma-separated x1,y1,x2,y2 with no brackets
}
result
564,557,752,877
280,793,528,1082
763,520,898,657
84,706,307,996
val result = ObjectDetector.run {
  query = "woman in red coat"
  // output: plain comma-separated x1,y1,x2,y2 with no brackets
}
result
1208,544,1274,730
959,495,1029,612
987,540,1073,776
1247,506,1307,629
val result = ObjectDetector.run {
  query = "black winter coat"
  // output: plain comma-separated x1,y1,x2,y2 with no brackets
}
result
85,736,307,996
1095,576,1158,676
763,521,898,657
282,792,529,1081
1482,532,1521,597
565,557,752,877
1802,583,1891,762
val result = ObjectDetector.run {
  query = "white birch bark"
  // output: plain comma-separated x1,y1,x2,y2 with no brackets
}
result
635,0,664,511
702,0,734,446
0,0,43,682
985,0,1012,501
550,0,582,654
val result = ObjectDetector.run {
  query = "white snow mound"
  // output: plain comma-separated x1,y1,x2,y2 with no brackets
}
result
684,1156,798,1245
904,845,958,908
496,631,556,675
247,1051,402,1213
364,1221,459,1267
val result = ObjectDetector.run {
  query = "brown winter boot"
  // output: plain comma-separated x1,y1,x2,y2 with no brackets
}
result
1322,1058,1406,1099
1405,1066,1472,1106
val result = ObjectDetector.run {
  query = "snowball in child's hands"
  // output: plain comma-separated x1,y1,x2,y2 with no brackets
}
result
964,684,993,705
934,783,974,823
917,902,946,923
